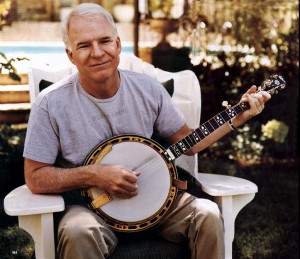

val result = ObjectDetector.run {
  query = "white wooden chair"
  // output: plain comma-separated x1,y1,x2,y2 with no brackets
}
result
4,53,258,259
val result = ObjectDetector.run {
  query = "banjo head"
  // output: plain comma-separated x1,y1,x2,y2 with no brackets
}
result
81,135,177,232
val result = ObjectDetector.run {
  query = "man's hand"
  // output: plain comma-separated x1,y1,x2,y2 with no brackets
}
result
94,164,140,199
234,85,271,127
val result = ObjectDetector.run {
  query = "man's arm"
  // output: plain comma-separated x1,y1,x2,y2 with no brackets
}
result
24,158,140,198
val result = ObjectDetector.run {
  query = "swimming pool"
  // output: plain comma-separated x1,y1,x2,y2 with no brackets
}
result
0,42,134,55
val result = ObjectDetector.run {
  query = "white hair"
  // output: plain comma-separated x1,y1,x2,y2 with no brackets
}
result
61,3,118,48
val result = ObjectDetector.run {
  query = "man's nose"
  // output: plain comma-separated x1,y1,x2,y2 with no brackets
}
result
91,43,104,57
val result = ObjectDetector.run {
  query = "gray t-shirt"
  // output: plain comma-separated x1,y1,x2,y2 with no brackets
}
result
23,69,185,168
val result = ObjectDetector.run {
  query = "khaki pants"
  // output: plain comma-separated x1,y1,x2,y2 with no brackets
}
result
57,192,225,259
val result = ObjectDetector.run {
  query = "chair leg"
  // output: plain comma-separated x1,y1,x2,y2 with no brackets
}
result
18,213,56,259
214,193,256,259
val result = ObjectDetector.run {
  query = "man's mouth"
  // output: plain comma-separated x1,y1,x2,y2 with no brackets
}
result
90,60,110,67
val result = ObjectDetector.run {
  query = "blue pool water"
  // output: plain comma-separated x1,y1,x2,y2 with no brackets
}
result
0,45,66,55
0,44,134,56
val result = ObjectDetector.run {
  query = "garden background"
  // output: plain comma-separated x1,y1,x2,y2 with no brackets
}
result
1,0,299,258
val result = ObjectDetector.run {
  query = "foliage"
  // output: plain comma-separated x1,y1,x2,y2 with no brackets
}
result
0,124,26,196
0,52,29,82
231,123,265,162
119,0,134,4
234,120,288,161
190,5,299,159
148,0,174,19
0,0,12,26
0,0,11,16
0,225,34,258
199,119,290,164
0,124,26,163
261,119,289,143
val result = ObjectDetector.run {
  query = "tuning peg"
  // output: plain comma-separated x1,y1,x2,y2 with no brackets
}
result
222,100,231,109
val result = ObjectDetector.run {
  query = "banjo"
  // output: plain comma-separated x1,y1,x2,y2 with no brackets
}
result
81,74,286,232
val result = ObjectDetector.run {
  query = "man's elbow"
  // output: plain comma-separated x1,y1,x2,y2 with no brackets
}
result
24,167,44,194
25,175,40,194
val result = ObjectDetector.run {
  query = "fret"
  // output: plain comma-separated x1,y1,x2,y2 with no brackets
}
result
188,135,197,146
186,134,197,146
195,128,206,140
180,138,191,149
219,110,230,121
208,118,220,130
225,108,237,118
203,121,215,133
191,131,202,142
178,141,188,153
199,125,210,136
214,114,226,126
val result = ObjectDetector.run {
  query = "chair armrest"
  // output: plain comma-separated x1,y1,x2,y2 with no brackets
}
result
197,173,258,196
4,184,65,216
197,173,258,259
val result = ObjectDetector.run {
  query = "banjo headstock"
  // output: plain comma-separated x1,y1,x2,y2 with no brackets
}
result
258,74,286,95
224,73,286,112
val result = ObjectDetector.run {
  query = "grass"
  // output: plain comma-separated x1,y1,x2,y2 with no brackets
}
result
233,160,299,259
198,157,299,259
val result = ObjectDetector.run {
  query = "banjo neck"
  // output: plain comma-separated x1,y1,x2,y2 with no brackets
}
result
163,101,248,161
163,73,286,162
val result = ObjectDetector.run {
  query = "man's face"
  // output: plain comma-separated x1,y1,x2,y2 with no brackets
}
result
66,14,121,84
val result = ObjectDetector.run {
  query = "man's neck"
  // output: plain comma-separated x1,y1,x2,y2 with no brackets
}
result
78,71,120,99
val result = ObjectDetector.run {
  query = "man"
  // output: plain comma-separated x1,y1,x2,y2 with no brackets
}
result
23,3,271,259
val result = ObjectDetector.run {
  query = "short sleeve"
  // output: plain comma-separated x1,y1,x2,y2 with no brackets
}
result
23,100,60,164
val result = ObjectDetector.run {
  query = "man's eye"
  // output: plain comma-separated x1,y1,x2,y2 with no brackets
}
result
101,39,113,44
78,44,88,49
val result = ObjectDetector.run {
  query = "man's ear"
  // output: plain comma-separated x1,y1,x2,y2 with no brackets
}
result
65,48,75,64
116,36,122,54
